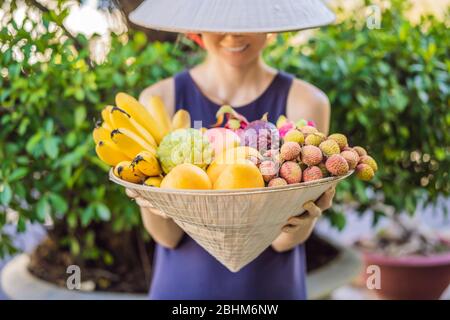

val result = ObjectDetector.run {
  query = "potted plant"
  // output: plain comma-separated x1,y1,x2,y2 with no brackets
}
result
356,213,450,299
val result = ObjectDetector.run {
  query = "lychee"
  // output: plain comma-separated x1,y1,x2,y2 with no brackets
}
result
356,163,374,181
328,133,348,150
300,125,318,135
325,154,349,176
353,146,367,157
302,166,324,182
343,146,360,159
259,160,279,182
284,129,304,144
279,161,302,184
280,141,301,161
319,139,340,157
340,150,359,170
305,133,325,146
301,145,323,166
268,177,288,187
359,155,378,172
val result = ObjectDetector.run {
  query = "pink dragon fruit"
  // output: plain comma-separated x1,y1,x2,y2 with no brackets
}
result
275,115,295,138
212,105,249,142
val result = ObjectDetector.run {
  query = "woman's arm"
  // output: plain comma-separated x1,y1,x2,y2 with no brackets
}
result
140,207,185,249
127,189,185,249
286,79,330,135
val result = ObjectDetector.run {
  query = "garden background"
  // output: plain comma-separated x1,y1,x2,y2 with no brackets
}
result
0,0,449,299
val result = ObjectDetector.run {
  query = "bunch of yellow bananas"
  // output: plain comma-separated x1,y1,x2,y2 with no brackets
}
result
93,92,191,186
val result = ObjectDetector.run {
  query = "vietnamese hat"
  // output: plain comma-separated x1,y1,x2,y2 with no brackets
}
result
129,0,335,33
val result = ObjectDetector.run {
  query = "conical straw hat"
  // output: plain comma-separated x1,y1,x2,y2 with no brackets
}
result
110,170,352,272
129,0,335,33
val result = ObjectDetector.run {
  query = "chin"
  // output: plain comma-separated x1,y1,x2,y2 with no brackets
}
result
220,54,259,68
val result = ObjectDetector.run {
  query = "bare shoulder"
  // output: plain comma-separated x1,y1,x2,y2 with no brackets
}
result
139,77,175,116
286,78,330,134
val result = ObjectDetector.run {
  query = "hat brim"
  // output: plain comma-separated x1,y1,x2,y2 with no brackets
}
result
129,0,335,34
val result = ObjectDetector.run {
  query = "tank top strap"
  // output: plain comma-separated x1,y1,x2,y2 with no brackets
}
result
174,70,192,112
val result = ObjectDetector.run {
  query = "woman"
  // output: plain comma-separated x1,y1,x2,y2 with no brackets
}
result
126,0,337,299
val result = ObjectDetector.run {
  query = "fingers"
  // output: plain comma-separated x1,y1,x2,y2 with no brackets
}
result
135,197,154,208
126,189,154,208
282,224,299,233
302,201,322,218
315,186,336,211
126,188,138,199
151,208,169,219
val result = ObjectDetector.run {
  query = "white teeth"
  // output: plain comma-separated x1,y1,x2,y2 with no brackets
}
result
223,45,248,52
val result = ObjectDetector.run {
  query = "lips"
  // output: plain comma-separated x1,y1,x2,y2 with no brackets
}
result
222,44,249,53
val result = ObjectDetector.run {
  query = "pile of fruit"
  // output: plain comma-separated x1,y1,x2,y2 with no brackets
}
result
94,94,378,190
93,92,190,187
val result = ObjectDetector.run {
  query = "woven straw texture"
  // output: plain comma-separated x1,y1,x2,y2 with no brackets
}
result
129,0,335,34
110,170,352,272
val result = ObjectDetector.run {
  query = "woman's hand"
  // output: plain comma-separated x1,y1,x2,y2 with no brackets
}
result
125,188,168,219
281,185,336,234
126,188,184,249
272,185,336,252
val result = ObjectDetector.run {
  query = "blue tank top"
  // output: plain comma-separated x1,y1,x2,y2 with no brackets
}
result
149,70,307,300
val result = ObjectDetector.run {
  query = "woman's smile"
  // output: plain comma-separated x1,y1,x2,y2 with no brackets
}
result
221,44,250,53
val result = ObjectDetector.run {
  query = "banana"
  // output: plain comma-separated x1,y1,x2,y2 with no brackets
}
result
132,151,161,176
92,126,111,144
102,121,112,131
110,128,156,159
110,107,157,148
115,92,165,144
95,140,130,166
113,161,145,184
171,109,191,130
101,106,114,128
143,176,163,187
147,96,171,134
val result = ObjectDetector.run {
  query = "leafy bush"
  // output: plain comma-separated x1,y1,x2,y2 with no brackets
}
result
266,0,449,228
0,2,188,258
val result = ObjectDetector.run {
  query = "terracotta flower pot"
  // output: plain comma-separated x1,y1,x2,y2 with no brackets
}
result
362,251,450,300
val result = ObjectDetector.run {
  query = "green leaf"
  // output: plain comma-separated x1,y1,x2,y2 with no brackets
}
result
17,216,27,232
43,137,59,159
74,106,86,127
95,203,111,221
44,119,54,134
25,132,43,154
65,131,77,148
0,183,12,206
9,168,29,182
69,238,80,256
36,197,51,221
81,205,95,226
48,193,68,214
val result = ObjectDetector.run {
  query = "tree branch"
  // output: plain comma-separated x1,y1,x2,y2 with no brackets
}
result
26,0,92,66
